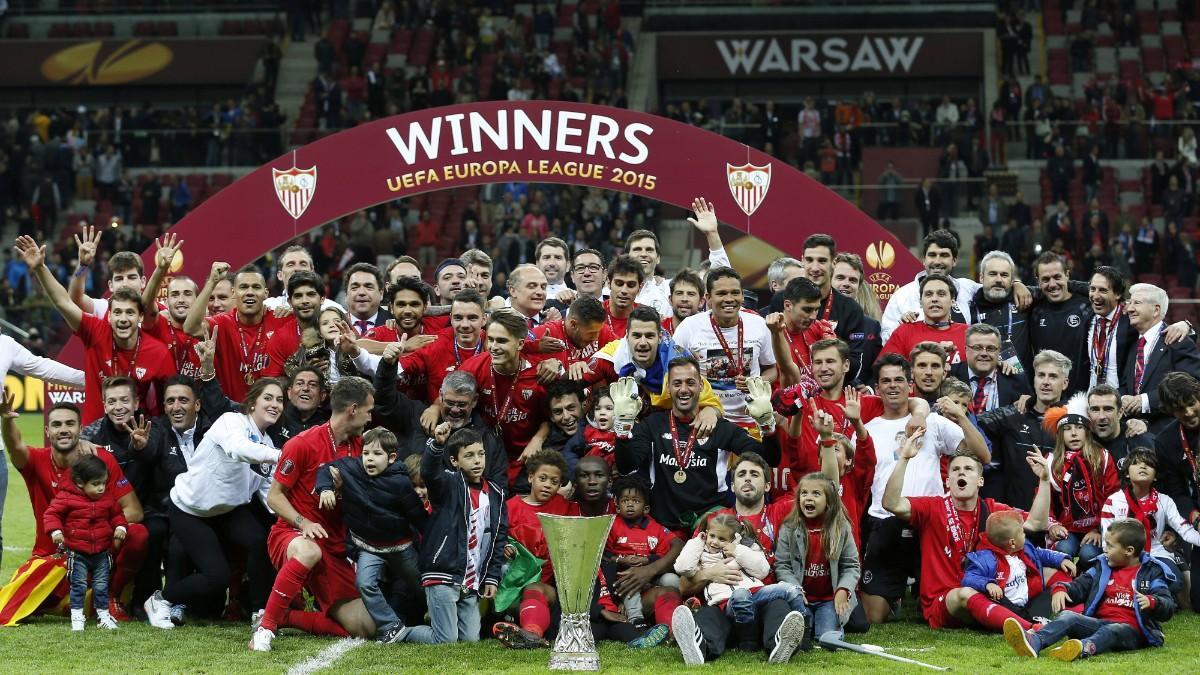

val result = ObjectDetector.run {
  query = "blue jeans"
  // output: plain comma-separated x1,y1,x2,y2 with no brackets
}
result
403,584,480,644
1031,611,1143,656
68,550,111,610
1055,533,1103,566
725,583,807,624
808,600,843,644
355,545,421,635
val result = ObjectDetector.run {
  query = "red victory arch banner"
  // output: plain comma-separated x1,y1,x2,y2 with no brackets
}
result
52,101,921,406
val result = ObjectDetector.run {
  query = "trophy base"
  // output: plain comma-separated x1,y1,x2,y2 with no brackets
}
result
549,651,601,671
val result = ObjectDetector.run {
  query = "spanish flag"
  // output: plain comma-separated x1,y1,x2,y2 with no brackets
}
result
0,556,68,626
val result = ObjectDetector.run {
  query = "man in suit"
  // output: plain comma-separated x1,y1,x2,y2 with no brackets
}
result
1152,372,1200,610
1121,283,1200,431
914,178,941,238
950,323,1030,414
343,262,393,336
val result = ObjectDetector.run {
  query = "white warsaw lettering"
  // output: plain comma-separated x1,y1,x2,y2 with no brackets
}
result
716,37,925,75
385,108,654,166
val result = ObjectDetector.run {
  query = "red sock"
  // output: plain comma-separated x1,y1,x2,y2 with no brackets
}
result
654,591,681,629
261,558,311,632
519,588,551,637
966,592,1032,631
280,609,350,637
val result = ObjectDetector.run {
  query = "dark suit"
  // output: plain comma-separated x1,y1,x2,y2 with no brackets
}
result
915,187,942,236
949,363,1031,411
1121,330,1200,430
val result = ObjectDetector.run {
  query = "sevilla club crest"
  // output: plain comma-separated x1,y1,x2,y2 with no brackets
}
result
726,162,771,216
273,165,317,219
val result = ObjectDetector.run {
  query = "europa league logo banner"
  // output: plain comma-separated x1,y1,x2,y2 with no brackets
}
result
49,101,921,406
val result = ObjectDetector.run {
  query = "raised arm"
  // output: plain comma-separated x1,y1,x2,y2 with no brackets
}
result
183,261,230,336
687,197,729,268
67,225,102,316
7,336,85,388
16,236,82,331
141,233,184,328
1023,449,1052,532
0,392,30,470
883,427,925,521
937,396,991,464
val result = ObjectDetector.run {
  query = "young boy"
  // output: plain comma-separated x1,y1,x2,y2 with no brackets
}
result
1004,518,1177,661
603,475,681,629
564,386,617,475
962,510,1076,632
494,450,572,649
316,428,427,643
407,426,507,643
43,454,128,631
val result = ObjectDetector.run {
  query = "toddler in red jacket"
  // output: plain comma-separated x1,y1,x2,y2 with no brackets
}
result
43,455,128,631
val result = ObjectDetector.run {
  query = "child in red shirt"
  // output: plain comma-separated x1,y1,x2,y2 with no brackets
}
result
43,455,128,632
603,475,682,629
565,386,618,474
494,451,571,649
1004,519,1176,661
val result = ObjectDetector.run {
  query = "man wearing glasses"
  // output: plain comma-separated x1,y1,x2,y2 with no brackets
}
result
949,323,1030,415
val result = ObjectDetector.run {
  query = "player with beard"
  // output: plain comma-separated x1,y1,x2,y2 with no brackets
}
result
692,452,794,577
976,350,1072,509
767,277,833,393
185,262,288,402
0,400,147,626
623,197,730,319
1087,384,1151,470
454,310,549,486
1153,372,1200,610
432,258,467,305
529,295,614,382
604,255,644,338
859,353,991,623
17,236,176,425
883,442,1051,630
910,342,949,403
262,271,326,378
263,246,339,312
665,269,703,335
372,348,507,487
139,234,203,377
351,278,443,400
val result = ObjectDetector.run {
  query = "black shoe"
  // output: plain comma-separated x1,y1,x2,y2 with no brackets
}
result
493,621,548,649
377,625,406,644
630,617,648,631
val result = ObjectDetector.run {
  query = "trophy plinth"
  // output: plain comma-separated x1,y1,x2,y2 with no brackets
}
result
537,514,615,671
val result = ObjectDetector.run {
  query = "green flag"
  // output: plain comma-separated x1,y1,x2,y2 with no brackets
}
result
494,538,545,612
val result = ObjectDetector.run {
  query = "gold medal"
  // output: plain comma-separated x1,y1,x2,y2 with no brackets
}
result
245,372,254,385
674,470,687,484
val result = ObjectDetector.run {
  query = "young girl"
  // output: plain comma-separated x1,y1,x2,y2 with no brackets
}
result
44,454,128,632
675,514,808,649
1043,393,1119,565
1101,447,1200,591
564,386,617,475
285,306,356,384
774,472,860,646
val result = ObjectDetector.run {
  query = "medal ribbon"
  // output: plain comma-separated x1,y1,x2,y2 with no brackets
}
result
668,413,698,476
942,494,980,559
108,329,142,378
710,314,744,377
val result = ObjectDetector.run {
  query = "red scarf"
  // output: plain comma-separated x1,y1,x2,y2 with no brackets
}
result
978,537,1045,599
1124,487,1158,553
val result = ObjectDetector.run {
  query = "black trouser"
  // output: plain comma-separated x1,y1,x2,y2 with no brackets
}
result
162,502,271,611
592,618,641,643
693,598,792,662
132,514,169,609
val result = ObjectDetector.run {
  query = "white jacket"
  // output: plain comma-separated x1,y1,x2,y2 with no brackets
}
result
0,333,84,391
675,536,770,606
1101,488,1200,560
171,412,280,517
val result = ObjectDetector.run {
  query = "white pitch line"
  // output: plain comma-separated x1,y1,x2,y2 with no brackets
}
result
286,637,364,675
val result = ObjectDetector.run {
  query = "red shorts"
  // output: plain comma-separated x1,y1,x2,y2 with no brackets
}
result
923,593,963,630
267,524,359,610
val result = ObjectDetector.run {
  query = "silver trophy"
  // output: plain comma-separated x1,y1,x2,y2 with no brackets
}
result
537,514,615,671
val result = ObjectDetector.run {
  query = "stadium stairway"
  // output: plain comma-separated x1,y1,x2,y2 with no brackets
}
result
276,38,319,143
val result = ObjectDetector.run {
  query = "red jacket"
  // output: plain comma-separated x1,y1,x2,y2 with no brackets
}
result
42,482,127,554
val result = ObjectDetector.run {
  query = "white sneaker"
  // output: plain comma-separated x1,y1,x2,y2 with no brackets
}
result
249,626,275,652
96,609,119,630
670,605,706,666
768,611,806,664
143,591,175,630
71,608,85,632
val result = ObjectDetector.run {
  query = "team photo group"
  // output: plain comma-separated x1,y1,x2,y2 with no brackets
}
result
2,189,1199,668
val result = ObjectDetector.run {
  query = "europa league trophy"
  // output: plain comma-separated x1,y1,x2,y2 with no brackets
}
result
537,514,615,671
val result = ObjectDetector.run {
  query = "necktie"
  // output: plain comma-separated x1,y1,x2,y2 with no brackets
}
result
1134,336,1147,393
355,319,370,336
972,376,988,414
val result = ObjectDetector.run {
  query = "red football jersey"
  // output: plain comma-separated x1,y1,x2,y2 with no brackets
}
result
506,494,573,582
143,316,202,379
262,319,302,378
205,310,289,402
602,300,635,338
780,393,884,489
583,425,617,471
527,319,617,369
397,333,485,403
270,423,363,556
457,353,549,485
78,314,176,424
19,447,132,556
606,514,678,558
